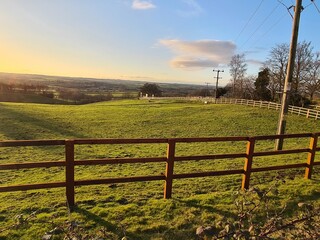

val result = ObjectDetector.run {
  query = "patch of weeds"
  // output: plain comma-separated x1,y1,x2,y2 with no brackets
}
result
196,180,320,239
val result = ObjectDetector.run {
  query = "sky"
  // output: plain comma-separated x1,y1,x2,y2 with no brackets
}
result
0,0,320,86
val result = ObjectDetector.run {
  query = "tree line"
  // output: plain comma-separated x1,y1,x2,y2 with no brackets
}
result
0,82,55,98
0,82,49,93
228,41,320,106
0,82,115,104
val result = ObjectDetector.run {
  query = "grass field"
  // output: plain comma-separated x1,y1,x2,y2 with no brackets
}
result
0,99,320,239
0,92,67,105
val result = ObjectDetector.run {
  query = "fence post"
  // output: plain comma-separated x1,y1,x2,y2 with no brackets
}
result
65,140,75,209
242,137,255,190
306,109,310,118
164,139,176,199
305,133,318,179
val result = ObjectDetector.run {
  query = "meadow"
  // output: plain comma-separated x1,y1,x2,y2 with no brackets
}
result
0,99,320,239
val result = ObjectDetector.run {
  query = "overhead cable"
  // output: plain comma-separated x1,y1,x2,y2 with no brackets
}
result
235,0,265,41
240,2,281,50
277,0,294,18
250,12,287,50
311,0,320,13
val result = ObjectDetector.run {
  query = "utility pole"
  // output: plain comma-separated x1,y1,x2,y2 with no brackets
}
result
275,0,302,150
213,69,224,103
205,82,211,97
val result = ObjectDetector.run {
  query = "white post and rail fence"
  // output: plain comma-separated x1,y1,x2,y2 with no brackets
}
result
142,97,320,120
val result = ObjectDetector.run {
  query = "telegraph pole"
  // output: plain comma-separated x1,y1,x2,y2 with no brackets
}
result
275,0,302,150
205,82,211,97
213,69,224,103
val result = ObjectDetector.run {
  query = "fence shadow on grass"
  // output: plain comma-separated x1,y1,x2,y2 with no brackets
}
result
73,206,118,232
291,185,320,202
0,103,87,140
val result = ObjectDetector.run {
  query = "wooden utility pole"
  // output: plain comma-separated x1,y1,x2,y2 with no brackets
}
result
213,69,224,103
275,0,302,150
205,82,211,97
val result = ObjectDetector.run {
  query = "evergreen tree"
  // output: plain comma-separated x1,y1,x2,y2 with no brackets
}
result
254,68,271,101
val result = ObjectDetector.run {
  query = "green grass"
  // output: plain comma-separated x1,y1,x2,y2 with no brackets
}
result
0,92,67,104
0,99,320,239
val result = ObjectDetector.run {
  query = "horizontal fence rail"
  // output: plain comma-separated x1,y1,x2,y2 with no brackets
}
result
0,133,319,208
142,97,320,120
215,98,320,120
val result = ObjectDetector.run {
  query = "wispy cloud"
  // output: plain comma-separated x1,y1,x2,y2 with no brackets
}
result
159,39,236,70
178,0,203,17
132,0,156,10
247,59,264,66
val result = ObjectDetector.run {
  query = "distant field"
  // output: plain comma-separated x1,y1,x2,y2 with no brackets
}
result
0,92,67,104
0,99,320,239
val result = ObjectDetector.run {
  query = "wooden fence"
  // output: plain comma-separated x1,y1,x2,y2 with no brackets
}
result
216,98,320,120
0,133,319,208
143,97,320,120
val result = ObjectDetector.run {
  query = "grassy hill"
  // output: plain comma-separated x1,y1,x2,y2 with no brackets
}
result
0,99,320,239
0,72,204,98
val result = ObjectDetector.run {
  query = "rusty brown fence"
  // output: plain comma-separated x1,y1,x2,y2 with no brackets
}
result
0,133,319,207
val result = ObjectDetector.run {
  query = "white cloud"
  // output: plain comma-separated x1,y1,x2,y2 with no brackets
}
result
247,59,264,66
169,57,214,69
132,0,156,10
178,0,203,16
159,39,236,70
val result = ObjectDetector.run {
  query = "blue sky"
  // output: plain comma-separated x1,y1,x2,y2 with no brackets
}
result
0,0,319,86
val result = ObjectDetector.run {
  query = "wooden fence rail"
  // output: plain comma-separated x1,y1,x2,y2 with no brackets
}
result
216,98,320,120
0,133,319,208
143,97,320,120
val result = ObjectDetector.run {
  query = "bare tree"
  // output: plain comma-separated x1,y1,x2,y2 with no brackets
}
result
229,54,247,98
265,43,289,102
242,75,256,99
292,41,314,95
265,41,315,105
304,52,320,101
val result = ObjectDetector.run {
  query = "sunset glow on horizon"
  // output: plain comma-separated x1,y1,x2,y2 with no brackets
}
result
1,0,320,85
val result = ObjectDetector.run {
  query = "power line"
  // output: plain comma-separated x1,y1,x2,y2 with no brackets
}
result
303,2,313,10
235,0,265,42
212,69,223,103
277,0,294,18
311,0,320,13
238,0,317,54
239,2,281,50
275,0,303,150
278,0,314,17
204,82,211,97
250,12,287,50
248,0,316,51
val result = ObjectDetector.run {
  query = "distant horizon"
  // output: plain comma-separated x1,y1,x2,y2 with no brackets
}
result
1,1,319,86
0,71,206,87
